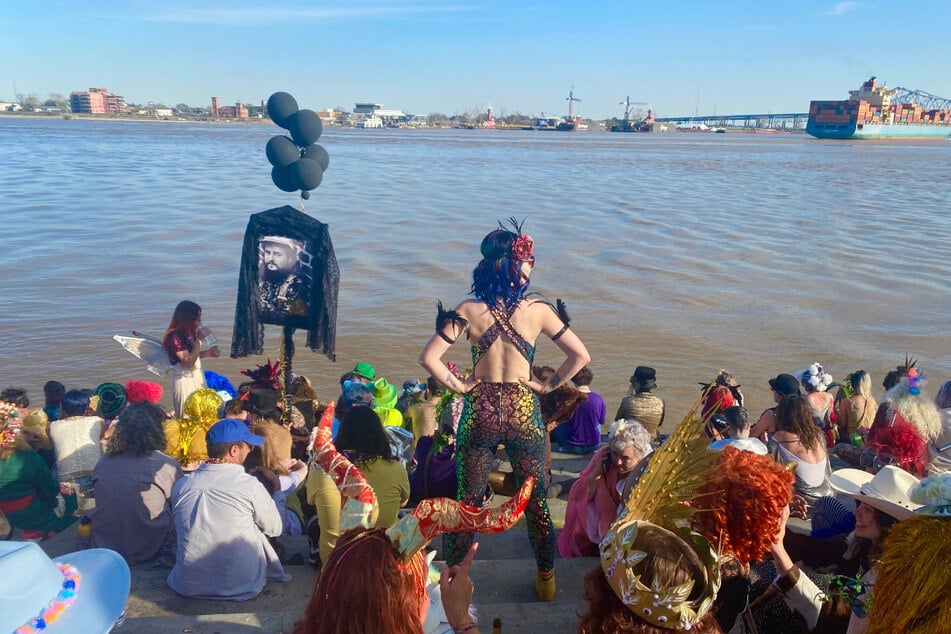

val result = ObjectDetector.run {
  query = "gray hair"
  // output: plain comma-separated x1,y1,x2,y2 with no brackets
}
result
610,419,652,460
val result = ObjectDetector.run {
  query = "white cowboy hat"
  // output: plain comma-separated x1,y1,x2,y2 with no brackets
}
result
0,542,130,633
829,465,922,520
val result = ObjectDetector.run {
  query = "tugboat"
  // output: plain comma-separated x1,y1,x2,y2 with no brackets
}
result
610,97,654,132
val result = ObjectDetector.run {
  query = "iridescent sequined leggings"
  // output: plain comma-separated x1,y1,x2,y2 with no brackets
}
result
446,382,554,571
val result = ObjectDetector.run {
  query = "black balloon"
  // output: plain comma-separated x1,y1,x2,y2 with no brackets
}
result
271,164,298,192
286,110,322,147
301,144,330,171
267,92,299,128
301,190,311,200
289,157,323,191
265,135,300,168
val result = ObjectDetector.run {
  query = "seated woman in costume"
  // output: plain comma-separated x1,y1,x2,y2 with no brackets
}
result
858,369,940,477
20,408,55,470
91,402,183,566
770,465,921,634
699,369,743,432
295,403,532,634
335,406,410,527
49,389,103,510
769,395,832,511
835,370,877,443
558,420,652,557
707,405,767,455
162,387,223,469
798,363,835,424
615,366,665,442
750,373,802,441
0,403,78,537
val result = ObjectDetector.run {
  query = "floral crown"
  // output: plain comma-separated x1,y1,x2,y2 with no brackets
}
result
498,217,534,262
798,362,833,392
0,403,22,449
911,473,951,516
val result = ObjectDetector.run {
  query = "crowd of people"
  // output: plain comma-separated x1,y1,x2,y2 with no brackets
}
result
2,220,950,633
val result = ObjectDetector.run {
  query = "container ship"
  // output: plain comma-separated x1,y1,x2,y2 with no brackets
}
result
807,77,951,140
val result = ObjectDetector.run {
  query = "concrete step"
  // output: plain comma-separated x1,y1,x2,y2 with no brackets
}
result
118,556,598,633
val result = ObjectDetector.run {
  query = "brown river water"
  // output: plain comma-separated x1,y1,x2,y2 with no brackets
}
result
1,118,949,422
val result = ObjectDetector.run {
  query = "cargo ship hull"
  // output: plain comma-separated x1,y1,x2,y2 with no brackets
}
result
806,78,951,140
806,121,951,140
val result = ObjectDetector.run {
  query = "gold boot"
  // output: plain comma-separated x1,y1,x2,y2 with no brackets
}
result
536,569,556,602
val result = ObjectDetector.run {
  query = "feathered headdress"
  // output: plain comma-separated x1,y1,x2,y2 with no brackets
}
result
311,402,533,565
240,359,283,391
599,396,721,630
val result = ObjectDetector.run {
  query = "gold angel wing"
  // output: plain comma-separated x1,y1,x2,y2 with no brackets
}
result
618,390,717,530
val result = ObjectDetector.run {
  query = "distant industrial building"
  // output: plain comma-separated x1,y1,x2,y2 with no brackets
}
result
351,103,405,126
353,103,405,118
211,97,249,118
69,88,125,114
0,102,22,112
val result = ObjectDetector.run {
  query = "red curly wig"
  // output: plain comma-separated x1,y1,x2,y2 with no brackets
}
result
691,446,794,564
125,380,163,404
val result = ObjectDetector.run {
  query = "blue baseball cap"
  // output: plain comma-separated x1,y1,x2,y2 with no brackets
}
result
206,418,265,446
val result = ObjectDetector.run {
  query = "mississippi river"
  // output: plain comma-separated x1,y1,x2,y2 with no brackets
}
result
1,117,948,421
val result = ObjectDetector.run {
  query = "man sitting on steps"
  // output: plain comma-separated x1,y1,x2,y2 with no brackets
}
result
167,419,290,601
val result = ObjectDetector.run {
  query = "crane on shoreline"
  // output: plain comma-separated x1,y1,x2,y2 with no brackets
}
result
619,96,649,122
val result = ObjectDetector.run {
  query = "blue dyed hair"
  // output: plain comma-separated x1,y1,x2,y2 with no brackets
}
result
470,228,529,308
61,389,91,417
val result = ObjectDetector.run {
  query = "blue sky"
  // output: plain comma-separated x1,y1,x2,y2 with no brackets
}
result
2,1,949,119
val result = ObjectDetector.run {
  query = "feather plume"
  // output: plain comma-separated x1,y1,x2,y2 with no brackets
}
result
555,298,570,326
499,216,526,235
435,300,468,333
868,516,951,634
619,391,717,529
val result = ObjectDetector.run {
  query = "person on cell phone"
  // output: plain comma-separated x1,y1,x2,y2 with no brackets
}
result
557,420,652,558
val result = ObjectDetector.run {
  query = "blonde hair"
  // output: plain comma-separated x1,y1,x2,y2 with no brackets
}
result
850,370,873,399
21,408,51,449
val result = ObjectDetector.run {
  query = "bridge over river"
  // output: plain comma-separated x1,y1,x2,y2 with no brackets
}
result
654,112,808,130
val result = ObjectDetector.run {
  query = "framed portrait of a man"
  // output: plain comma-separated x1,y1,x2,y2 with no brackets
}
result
231,205,339,360
258,235,313,319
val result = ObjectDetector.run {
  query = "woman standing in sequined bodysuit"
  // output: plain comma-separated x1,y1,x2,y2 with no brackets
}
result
419,221,590,601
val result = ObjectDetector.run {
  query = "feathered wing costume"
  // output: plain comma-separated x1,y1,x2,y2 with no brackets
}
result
311,402,533,565
231,205,338,360
112,331,171,377
601,390,794,630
